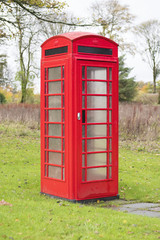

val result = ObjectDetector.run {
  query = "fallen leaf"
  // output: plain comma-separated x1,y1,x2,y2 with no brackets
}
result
0,200,12,207
128,231,134,234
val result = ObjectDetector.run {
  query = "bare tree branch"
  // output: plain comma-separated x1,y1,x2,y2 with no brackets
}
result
0,16,17,27
0,0,93,27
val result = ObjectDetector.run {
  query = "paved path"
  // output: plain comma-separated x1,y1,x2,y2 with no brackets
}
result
115,202,160,218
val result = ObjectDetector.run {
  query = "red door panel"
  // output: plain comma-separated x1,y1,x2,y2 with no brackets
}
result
41,60,69,198
76,60,118,200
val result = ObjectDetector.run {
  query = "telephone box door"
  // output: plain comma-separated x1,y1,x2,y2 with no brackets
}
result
41,60,69,198
76,60,118,200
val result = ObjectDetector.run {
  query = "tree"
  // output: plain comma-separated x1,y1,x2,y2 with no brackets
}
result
0,0,64,23
0,0,81,103
90,0,135,52
2,3,42,103
134,20,160,93
0,0,90,27
0,54,8,87
40,11,79,39
119,55,137,102
0,92,6,103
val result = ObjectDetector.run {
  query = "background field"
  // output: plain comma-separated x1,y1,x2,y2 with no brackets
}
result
0,103,160,239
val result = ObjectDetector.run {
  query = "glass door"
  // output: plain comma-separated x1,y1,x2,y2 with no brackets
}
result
41,59,69,199
82,66,112,182
77,60,118,200
44,66,65,181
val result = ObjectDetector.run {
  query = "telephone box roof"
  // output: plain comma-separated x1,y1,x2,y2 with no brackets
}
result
41,32,118,47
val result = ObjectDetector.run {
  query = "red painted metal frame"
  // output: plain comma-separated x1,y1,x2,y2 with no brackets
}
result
41,32,119,201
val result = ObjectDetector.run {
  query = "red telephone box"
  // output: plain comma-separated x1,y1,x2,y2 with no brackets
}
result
41,32,119,202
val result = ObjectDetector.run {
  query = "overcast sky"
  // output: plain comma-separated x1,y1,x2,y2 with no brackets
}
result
66,0,160,83
67,0,160,23
6,0,160,93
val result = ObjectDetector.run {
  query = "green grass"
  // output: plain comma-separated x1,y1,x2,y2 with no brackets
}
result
0,123,160,240
119,149,160,202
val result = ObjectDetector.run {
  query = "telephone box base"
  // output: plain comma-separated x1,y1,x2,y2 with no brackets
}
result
40,192,119,203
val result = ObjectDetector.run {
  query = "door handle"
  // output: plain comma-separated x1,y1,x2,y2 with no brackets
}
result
77,111,85,122
77,112,81,120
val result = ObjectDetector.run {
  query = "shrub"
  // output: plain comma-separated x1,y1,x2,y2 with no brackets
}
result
119,55,137,102
0,92,6,104
134,92,159,104
119,102,160,141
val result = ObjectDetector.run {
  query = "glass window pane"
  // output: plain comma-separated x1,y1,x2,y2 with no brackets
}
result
82,66,85,79
45,82,47,94
87,139,107,152
62,95,65,108
109,139,112,150
63,167,65,180
87,81,107,94
87,110,107,123
48,152,61,165
87,67,107,80
48,96,61,108
82,96,85,108
82,154,85,167
87,153,107,166
48,81,61,94
87,96,107,108
62,81,64,93
87,125,107,137
109,111,112,122
82,140,85,152
48,166,61,179
87,167,107,181
48,110,61,122
109,124,112,136
82,81,85,93
82,125,85,138
82,169,85,181
62,139,65,151
48,138,61,151
48,124,61,136
109,152,112,164
62,66,64,79
62,110,65,122
109,68,112,80
62,124,65,136
109,82,112,94
62,153,65,165
109,166,112,179
109,96,112,108
48,67,61,80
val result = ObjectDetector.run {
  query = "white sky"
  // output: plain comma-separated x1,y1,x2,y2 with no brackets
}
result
66,0,160,83
4,0,160,93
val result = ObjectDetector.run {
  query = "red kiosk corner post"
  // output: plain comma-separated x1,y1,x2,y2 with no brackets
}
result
40,32,119,202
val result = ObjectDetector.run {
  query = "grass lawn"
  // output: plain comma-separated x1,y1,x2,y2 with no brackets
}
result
0,123,160,240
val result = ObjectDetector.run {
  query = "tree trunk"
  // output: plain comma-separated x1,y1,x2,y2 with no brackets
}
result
153,64,156,93
20,74,27,103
